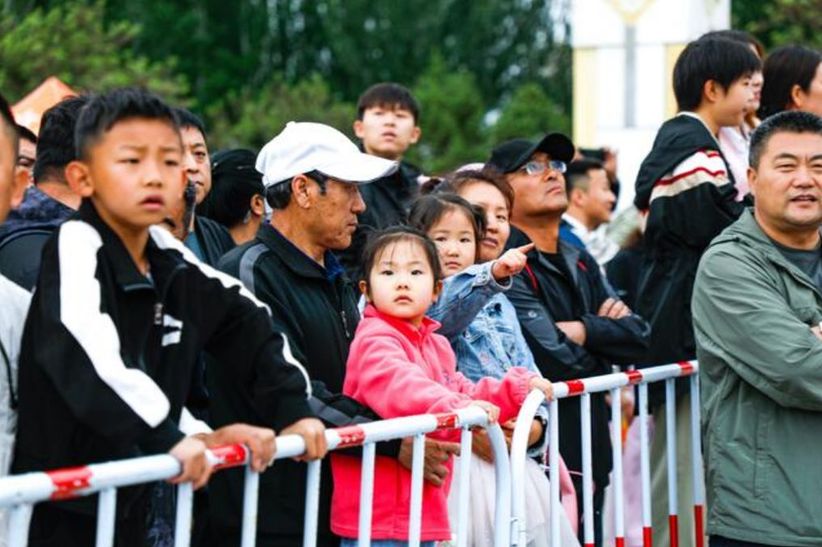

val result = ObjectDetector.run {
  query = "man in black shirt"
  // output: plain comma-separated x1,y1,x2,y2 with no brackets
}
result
487,134,651,545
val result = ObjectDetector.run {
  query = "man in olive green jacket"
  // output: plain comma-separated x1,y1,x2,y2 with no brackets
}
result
692,111,822,547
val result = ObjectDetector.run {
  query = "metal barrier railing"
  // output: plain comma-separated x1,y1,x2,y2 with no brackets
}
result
509,361,703,547
0,405,509,547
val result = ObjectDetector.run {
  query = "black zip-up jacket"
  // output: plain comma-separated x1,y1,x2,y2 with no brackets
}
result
633,114,743,405
337,161,421,282
12,201,312,519
218,223,371,544
505,228,651,482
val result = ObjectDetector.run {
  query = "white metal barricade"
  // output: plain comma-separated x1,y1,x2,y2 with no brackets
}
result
0,405,510,547
510,361,703,547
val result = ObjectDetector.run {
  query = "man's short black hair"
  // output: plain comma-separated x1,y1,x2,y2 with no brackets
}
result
565,158,604,194
356,83,420,123
673,38,761,112
74,87,179,161
264,171,328,210
173,107,207,139
759,45,822,120
0,92,18,152
749,111,822,168
33,95,89,184
16,124,37,144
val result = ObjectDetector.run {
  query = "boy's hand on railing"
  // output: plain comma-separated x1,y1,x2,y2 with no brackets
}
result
490,243,534,281
468,400,500,424
398,438,460,486
528,377,554,401
169,436,211,490
281,418,327,461
205,424,276,472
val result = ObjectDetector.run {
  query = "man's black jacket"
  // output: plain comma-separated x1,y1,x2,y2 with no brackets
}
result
337,161,421,281
505,227,651,482
12,201,312,519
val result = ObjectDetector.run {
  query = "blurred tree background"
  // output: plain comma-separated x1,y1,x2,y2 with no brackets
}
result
0,0,818,173
0,0,570,173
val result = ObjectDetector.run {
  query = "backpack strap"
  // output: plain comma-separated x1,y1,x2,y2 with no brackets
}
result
523,262,539,295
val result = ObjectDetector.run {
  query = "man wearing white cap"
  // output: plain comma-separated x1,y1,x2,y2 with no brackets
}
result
216,123,458,546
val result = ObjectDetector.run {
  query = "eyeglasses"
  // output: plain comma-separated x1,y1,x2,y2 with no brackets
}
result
521,159,567,175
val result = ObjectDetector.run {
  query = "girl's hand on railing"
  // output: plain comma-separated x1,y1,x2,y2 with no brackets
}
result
468,400,500,424
169,436,211,490
528,377,554,401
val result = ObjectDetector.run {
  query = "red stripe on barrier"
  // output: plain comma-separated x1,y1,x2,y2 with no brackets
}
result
695,505,705,547
211,444,248,471
436,413,459,429
615,537,625,547
643,526,653,547
566,380,585,395
584,543,595,547
669,514,679,547
47,466,92,500
335,425,366,448
625,369,643,384
677,361,695,375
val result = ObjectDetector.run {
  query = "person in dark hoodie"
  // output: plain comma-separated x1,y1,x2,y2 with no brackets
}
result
336,83,423,281
173,108,235,266
0,96,88,290
632,37,760,547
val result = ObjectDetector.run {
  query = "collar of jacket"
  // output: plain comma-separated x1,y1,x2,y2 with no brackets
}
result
76,199,184,293
362,303,441,345
508,225,583,285
256,223,345,282
713,207,822,295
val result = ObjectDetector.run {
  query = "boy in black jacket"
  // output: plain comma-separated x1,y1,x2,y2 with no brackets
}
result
11,88,325,547
632,37,760,547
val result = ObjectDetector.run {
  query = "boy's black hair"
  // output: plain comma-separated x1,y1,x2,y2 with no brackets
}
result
0,92,18,151
673,38,761,112
199,148,264,227
759,45,822,120
16,124,37,144
360,225,443,287
699,29,764,59
565,158,605,194
356,83,420,123
749,110,822,168
34,95,89,184
74,87,179,161
173,107,207,139
408,193,487,262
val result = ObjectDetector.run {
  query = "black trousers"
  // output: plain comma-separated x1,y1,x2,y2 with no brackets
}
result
571,474,606,547
710,536,797,547
28,502,146,547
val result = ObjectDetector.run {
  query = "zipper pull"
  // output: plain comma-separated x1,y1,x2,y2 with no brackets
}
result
154,303,163,325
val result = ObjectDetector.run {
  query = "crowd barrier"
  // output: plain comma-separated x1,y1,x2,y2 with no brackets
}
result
0,405,508,547
510,361,702,547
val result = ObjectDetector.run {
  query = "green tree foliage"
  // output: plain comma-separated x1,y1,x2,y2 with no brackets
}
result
732,0,822,50
492,82,571,144
207,74,355,150
0,1,188,103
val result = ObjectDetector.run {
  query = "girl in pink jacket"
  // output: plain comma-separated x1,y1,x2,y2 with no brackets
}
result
331,226,552,546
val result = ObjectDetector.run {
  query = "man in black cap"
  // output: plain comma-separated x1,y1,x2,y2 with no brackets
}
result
488,134,651,545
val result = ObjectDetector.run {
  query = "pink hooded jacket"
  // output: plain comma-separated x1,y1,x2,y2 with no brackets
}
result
331,305,535,542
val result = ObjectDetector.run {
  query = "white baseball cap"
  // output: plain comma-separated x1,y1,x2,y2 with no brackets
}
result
256,121,398,187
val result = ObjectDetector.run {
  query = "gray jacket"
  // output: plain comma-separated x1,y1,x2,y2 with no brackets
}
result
693,209,822,545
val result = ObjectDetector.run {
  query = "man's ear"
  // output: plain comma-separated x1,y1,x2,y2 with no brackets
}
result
250,194,266,217
292,175,312,209
11,167,29,209
747,165,758,198
64,160,94,198
353,119,365,140
569,187,587,208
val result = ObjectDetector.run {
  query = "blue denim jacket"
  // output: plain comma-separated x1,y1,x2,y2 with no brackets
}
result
428,263,548,457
